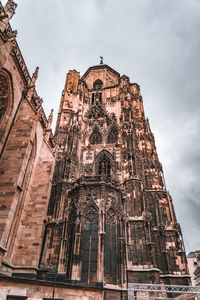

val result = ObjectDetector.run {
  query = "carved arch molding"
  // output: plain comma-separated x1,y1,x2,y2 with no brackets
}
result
0,70,13,144
0,72,9,121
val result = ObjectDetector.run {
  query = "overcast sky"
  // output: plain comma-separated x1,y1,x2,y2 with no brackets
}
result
4,0,200,253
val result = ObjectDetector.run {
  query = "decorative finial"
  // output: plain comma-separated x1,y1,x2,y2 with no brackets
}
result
100,56,103,65
3,0,17,21
0,0,17,32
29,66,39,87
33,66,39,79
47,109,53,129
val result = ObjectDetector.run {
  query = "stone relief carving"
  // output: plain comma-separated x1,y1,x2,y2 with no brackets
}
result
85,151,93,160
106,208,116,225
84,163,93,175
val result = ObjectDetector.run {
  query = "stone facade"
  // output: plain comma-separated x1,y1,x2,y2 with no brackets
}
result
42,64,190,289
0,1,191,299
0,0,55,281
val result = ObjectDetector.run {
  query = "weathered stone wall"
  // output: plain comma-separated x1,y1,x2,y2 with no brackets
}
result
0,0,55,277
11,137,55,270
0,279,104,300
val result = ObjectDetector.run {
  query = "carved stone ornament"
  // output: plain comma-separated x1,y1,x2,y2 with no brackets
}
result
85,205,98,223
4,0,17,19
4,27,17,41
86,103,112,127
0,6,7,21
106,208,116,225
84,163,93,175
143,210,152,223
0,73,9,121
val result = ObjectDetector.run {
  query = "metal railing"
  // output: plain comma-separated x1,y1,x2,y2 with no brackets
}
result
128,283,200,300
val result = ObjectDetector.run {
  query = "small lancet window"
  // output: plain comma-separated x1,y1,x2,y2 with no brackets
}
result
93,79,103,90
89,127,102,145
107,126,118,144
98,153,111,176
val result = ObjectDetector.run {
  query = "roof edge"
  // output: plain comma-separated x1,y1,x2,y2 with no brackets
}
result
81,64,120,80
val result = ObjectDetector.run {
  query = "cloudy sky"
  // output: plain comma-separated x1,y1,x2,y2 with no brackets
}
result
4,0,200,253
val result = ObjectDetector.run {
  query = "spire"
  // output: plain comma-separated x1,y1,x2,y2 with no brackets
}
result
29,66,39,87
100,56,103,65
47,109,53,129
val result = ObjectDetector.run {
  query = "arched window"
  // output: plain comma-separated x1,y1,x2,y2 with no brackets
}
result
98,152,111,176
93,79,103,90
89,126,102,145
81,205,98,283
107,125,118,144
104,208,117,284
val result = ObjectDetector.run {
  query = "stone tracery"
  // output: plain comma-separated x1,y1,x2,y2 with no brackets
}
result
107,124,118,144
106,207,116,225
84,205,98,223
89,126,102,145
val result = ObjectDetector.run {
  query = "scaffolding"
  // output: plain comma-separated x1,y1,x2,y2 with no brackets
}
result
128,283,200,300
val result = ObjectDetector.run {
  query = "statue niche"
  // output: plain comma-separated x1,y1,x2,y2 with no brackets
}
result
92,79,103,105
96,151,112,176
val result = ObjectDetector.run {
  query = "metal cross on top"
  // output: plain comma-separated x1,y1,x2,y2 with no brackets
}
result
100,56,103,65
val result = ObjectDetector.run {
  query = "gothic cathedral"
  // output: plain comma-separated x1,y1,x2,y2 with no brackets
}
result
0,1,190,300
40,65,190,287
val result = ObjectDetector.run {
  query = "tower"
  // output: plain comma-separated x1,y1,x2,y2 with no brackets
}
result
39,64,190,293
0,1,192,298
